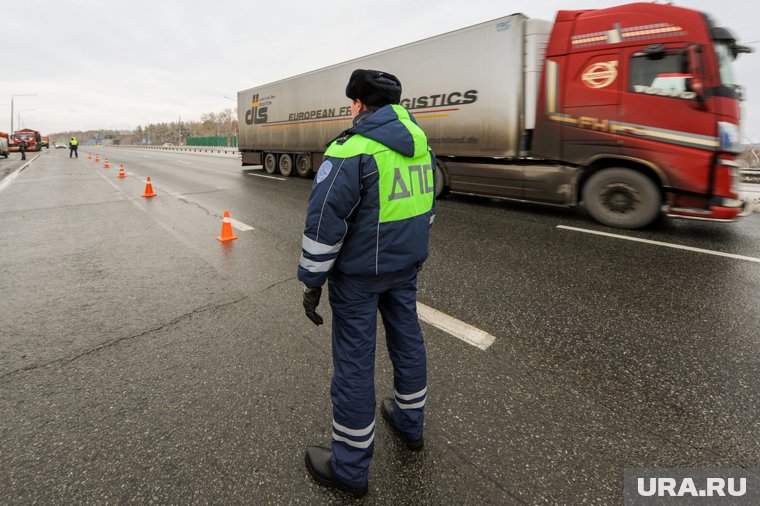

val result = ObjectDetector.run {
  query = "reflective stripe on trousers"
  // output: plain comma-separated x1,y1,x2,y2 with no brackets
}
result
327,267,427,487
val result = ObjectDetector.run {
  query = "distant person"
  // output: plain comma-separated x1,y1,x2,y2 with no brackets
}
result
69,137,79,158
19,137,27,160
298,69,435,496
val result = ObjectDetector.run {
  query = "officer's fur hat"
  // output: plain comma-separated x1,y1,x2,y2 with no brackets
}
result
345,69,402,107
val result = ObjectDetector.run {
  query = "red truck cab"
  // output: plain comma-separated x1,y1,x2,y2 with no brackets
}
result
533,2,751,227
10,129,42,152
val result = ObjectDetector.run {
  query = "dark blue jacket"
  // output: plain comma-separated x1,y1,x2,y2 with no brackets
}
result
298,104,436,288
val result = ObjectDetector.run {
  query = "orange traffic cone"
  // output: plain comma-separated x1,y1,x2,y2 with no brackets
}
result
103,157,111,169
95,154,100,162
87,152,92,160
216,210,238,242
142,177,157,198
117,164,126,179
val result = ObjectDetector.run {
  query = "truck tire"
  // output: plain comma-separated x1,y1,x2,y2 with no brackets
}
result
583,168,661,229
295,154,312,177
264,153,277,174
435,160,449,198
279,153,294,177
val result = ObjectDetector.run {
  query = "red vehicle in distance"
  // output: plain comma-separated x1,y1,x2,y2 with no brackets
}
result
10,129,43,152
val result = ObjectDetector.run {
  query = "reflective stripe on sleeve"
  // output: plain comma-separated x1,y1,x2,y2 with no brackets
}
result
299,254,336,273
302,234,342,255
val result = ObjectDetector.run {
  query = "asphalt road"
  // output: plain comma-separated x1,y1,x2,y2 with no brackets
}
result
1,148,759,504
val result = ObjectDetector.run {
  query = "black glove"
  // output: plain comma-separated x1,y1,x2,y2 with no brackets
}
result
303,286,324,326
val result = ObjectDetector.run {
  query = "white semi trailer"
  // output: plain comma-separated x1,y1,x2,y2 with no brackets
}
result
237,14,550,199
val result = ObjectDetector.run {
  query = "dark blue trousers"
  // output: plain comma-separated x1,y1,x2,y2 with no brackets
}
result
327,267,427,487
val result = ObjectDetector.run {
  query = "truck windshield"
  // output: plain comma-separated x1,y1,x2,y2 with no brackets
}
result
713,40,737,87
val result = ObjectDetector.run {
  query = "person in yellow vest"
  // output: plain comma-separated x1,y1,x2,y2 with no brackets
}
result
69,136,79,158
299,69,436,496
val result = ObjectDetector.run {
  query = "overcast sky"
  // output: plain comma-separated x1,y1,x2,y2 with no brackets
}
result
2,0,758,139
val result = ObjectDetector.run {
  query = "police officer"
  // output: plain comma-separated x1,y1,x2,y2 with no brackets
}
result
18,137,27,160
69,136,79,158
299,69,435,496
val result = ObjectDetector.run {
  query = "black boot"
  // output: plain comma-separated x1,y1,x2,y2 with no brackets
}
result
381,397,424,451
305,446,368,497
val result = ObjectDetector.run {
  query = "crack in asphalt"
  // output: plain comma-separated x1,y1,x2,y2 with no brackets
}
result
486,345,755,470
173,195,216,218
434,435,529,504
0,197,128,216
0,295,250,383
262,276,297,292
173,188,231,198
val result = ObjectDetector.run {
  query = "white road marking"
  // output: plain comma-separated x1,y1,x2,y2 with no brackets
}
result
557,225,760,264
178,160,191,164
416,302,495,350
0,155,40,194
229,218,254,232
96,171,254,234
247,173,286,181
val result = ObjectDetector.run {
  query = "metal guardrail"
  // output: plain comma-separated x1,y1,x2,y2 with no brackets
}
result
111,145,241,156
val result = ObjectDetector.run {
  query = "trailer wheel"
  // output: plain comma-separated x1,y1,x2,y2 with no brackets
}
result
264,153,277,174
279,153,294,177
583,168,661,229
435,160,449,198
295,154,312,177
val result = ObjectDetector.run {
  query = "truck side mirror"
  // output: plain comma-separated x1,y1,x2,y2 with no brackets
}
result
686,44,706,102
731,43,753,59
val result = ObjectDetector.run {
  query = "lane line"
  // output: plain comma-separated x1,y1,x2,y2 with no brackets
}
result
229,218,254,232
247,173,286,181
0,154,41,194
101,171,255,234
417,302,495,350
557,225,760,264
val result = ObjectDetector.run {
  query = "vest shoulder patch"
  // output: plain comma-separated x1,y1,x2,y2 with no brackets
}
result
315,160,333,184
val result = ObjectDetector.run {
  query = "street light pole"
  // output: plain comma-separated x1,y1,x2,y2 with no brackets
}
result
18,109,35,131
139,117,151,144
10,93,36,133
224,96,237,146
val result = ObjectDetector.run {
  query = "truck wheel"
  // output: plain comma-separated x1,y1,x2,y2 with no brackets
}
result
583,168,661,229
279,154,294,177
264,153,277,174
435,160,449,198
295,154,312,177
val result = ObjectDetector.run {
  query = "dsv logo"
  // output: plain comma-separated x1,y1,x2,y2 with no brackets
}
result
245,94,268,125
